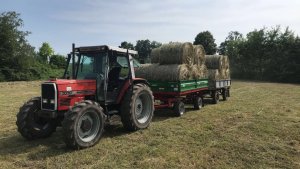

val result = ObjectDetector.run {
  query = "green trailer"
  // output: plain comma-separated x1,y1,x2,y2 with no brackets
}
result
148,79,209,116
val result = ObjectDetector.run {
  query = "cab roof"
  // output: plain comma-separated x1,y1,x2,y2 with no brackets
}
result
75,45,138,55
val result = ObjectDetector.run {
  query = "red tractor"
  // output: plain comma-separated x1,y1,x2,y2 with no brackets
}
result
16,44,154,149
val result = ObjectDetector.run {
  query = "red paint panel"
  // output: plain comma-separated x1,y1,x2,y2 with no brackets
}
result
116,79,131,104
50,79,96,111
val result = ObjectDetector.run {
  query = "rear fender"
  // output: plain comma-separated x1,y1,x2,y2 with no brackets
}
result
116,78,149,104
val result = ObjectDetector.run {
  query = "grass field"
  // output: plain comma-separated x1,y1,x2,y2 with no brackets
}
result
0,81,299,169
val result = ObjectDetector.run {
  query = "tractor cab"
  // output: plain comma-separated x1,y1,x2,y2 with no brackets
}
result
64,44,140,105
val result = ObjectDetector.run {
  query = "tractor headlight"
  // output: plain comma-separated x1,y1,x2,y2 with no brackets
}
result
50,99,55,104
43,99,48,103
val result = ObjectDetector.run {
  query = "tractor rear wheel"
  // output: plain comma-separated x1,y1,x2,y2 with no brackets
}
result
121,83,154,131
16,97,56,140
62,100,104,149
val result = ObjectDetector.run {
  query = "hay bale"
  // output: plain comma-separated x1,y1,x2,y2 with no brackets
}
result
158,42,194,65
193,45,206,66
206,55,230,80
208,69,220,80
135,64,192,81
205,55,223,69
189,64,208,79
150,48,160,63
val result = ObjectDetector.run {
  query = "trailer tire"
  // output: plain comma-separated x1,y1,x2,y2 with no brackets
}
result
193,97,203,110
212,91,219,104
16,97,56,140
174,101,185,117
227,89,231,97
62,100,105,149
222,89,227,101
121,83,154,131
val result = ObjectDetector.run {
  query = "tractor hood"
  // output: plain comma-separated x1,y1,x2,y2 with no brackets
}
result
42,79,97,111
49,79,96,85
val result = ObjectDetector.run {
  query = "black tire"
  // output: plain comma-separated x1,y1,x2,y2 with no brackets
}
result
212,91,219,104
222,89,227,101
227,89,231,97
16,97,56,140
173,101,185,117
193,96,203,110
62,100,105,149
121,83,154,131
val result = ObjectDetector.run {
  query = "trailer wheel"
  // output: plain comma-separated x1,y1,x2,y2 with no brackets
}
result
193,97,203,110
222,89,227,101
227,89,231,97
121,83,154,131
174,101,185,117
16,97,56,140
62,100,104,149
212,91,219,104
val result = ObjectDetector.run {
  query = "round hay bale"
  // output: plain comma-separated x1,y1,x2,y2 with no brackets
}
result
159,42,195,65
150,48,160,63
208,69,221,80
135,64,192,81
188,64,208,79
193,45,206,66
205,55,223,69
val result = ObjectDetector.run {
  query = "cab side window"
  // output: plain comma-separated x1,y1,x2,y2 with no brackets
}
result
116,56,129,79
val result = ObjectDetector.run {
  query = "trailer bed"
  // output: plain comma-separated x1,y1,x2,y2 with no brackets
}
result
208,79,231,90
149,79,208,96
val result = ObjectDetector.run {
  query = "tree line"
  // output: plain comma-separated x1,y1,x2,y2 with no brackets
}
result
123,29,300,83
1,11,299,83
219,28,300,83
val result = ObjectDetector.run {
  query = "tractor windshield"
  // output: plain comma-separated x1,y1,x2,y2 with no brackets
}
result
77,52,107,79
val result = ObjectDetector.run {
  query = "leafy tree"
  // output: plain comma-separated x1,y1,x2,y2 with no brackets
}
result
150,41,162,49
0,11,35,69
135,40,162,63
49,54,66,69
119,41,134,50
0,11,36,81
38,42,54,63
135,39,151,59
194,31,217,54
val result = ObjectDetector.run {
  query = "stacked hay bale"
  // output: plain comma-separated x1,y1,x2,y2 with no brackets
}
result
205,55,230,86
136,42,208,81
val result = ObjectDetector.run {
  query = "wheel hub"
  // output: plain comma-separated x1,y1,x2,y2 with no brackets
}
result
80,119,92,132
135,98,143,117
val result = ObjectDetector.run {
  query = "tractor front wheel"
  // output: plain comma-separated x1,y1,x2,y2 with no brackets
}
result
62,100,105,149
121,83,154,131
16,97,56,140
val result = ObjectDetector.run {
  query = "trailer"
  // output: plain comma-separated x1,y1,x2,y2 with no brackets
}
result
149,79,209,116
206,79,231,104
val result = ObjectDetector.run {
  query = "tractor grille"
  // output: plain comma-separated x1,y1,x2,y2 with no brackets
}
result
41,83,57,110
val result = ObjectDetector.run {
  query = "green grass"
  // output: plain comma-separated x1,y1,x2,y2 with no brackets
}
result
0,81,299,168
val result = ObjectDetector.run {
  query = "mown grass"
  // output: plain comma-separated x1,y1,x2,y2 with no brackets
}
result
0,81,299,169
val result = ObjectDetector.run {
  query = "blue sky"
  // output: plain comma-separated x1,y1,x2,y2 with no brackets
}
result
1,0,300,55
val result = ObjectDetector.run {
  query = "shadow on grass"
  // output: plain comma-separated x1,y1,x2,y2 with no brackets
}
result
0,98,223,159
0,129,70,160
